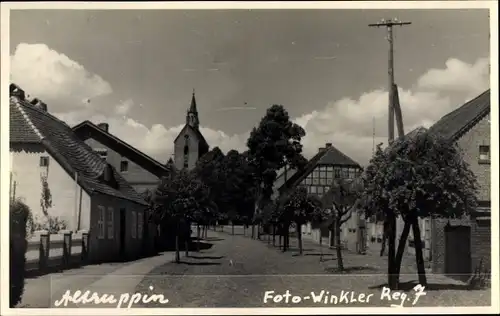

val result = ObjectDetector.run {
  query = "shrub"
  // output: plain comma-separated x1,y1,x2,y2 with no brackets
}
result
32,215,68,234
10,199,30,307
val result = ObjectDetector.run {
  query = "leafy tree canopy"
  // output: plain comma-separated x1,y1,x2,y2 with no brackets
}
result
362,128,478,220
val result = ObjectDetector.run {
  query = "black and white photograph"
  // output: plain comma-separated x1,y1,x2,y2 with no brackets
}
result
1,1,497,313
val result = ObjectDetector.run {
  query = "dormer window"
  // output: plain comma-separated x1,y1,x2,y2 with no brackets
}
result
120,160,129,172
479,145,490,164
95,148,108,161
102,164,119,189
40,156,49,167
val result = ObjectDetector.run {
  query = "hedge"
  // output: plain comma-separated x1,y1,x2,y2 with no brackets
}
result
10,199,30,308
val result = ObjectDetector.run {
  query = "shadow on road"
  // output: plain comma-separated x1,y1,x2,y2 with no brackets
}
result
176,261,221,266
325,266,379,274
203,238,225,242
304,253,335,257
188,242,214,251
188,255,225,260
369,280,479,291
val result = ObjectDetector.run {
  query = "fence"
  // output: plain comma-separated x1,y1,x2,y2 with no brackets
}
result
25,230,89,276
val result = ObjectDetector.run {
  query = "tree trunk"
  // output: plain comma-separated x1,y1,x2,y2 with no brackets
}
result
412,217,428,286
197,224,201,251
243,225,247,236
251,224,255,239
232,222,235,235
387,214,397,289
272,224,276,246
175,234,180,263
278,226,282,250
335,218,344,271
394,220,412,286
297,223,303,255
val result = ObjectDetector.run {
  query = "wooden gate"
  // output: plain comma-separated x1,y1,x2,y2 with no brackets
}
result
444,225,471,282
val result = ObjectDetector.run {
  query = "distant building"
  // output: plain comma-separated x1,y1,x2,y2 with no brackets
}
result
427,89,491,281
72,120,171,194
9,83,151,263
173,91,209,170
275,142,363,249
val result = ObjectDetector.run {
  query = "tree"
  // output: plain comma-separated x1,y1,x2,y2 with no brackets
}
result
323,177,364,271
246,104,307,238
194,147,226,232
220,150,258,235
281,187,323,255
10,199,30,307
362,128,478,288
152,170,211,263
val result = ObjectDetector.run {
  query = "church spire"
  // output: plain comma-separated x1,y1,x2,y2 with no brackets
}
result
186,89,200,129
189,89,198,113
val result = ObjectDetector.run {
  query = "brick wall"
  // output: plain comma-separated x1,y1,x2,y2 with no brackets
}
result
470,214,491,273
431,215,491,278
456,113,491,202
431,112,491,278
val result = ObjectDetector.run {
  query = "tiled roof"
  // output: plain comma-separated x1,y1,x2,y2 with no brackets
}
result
277,144,362,193
9,94,147,206
72,120,171,178
429,89,490,141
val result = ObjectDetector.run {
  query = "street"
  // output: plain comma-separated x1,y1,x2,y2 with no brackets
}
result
134,227,491,307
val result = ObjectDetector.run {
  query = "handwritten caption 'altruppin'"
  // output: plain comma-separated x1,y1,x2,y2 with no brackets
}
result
263,284,427,307
54,286,169,308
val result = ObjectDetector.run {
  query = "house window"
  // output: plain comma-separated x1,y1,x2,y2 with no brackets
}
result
120,160,129,172
40,156,49,167
107,207,114,239
137,212,143,240
95,148,108,160
479,145,490,163
97,206,105,239
131,211,137,239
334,168,341,178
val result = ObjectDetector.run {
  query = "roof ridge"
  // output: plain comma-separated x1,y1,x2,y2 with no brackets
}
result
18,98,74,130
437,89,490,123
323,143,361,167
73,120,168,169
12,97,44,140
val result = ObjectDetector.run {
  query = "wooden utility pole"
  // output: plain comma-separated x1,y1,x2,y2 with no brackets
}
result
369,18,411,144
369,17,411,290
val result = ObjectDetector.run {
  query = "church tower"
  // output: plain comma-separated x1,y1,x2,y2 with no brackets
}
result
173,90,209,170
186,90,200,130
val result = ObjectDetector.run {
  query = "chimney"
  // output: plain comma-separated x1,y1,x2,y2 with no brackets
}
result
10,83,25,100
97,123,109,133
319,143,332,153
30,98,48,112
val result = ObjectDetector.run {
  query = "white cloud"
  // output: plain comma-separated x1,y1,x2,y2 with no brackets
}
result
11,43,489,166
10,43,112,110
114,99,134,116
294,57,489,164
418,57,489,97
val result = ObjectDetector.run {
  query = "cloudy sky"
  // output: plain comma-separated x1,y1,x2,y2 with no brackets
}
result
9,8,490,165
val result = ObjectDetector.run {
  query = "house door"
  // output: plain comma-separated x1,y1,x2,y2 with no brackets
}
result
119,208,126,259
444,225,471,282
